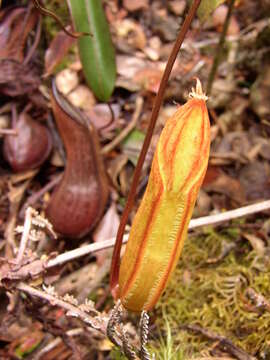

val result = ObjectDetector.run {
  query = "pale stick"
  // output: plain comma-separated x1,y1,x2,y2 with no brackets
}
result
46,200,270,269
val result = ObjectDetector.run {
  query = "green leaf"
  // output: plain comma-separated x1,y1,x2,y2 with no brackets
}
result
122,129,145,166
67,0,116,101
197,0,226,21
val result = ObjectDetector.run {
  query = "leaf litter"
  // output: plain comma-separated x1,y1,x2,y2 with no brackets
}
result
0,0,270,358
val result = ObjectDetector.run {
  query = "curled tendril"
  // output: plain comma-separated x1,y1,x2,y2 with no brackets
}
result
32,0,92,39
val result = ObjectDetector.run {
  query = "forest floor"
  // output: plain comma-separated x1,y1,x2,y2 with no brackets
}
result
0,0,270,359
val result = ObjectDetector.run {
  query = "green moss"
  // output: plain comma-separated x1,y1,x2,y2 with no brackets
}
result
151,225,270,359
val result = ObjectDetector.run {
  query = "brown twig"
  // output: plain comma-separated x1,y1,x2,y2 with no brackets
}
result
182,324,256,360
16,282,140,359
16,282,107,332
110,0,203,297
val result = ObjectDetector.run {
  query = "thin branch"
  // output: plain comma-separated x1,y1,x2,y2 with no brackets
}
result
183,324,256,360
0,129,18,136
207,0,236,95
101,97,143,155
46,199,270,269
17,283,138,359
188,200,270,229
46,236,126,268
17,282,108,333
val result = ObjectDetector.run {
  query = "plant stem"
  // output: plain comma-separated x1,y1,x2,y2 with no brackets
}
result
206,0,236,95
110,0,204,296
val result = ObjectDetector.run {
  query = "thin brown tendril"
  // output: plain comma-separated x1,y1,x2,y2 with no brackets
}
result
98,103,115,132
32,0,92,39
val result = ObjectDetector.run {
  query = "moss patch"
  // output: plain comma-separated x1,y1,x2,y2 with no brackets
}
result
152,224,270,359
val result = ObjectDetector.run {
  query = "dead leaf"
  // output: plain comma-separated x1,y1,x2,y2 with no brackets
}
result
114,19,147,50
45,29,76,76
203,166,246,205
214,131,251,163
209,79,235,108
212,4,240,35
55,69,79,95
0,6,38,62
239,161,270,201
123,0,149,12
116,55,146,78
0,6,41,98
151,5,180,42
242,232,265,255
93,202,120,265
259,140,270,160
67,85,96,111
0,60,41,98
250,64,270,120
143,36,162,61
107,153,129,191
134,67,163,93
194,189,212,217
55,262,98,296
168,0,186,16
